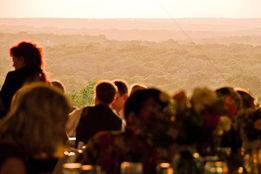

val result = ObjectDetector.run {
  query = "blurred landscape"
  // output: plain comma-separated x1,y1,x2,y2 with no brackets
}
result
0,18,261,105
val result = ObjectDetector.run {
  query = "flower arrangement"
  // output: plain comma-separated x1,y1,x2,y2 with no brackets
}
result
82,88,178,174
173,88,222,150
139,91,177,148
171,87,248,173
80,87,260,174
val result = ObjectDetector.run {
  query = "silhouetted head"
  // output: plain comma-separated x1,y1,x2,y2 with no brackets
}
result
124,88,172,129
123,88,176,147
215,87,243,119
114,80,128,96
236,89,255,109
130,83,147,95
95,81,117,105
51,80,65,93
0,83,72,157
10,41,44,70
111,80,129,114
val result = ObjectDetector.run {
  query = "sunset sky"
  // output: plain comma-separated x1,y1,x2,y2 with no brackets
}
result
0,0,261,18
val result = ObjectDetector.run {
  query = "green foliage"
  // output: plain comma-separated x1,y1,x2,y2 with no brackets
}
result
68,81,96,107
258,96,261,105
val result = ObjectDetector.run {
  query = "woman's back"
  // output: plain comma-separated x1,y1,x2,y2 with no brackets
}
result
0,41,48,118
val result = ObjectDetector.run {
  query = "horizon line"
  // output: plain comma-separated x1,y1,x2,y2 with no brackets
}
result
1,17,261,20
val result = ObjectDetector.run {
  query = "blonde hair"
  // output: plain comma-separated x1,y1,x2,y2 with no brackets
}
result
0,83,72,157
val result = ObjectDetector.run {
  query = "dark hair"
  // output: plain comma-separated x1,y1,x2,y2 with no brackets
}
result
95,81,117,105
216,87,234,96
114,80,128,96
215,87,243,116
130,83,146,95
124,88,169,119
10,41,47,81
236,90,255,109
10,42,44,69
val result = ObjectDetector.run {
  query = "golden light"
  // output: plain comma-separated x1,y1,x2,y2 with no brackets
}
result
1,0,261,18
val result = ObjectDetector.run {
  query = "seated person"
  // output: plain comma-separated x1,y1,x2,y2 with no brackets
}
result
0,83,71,174
111,80,129,118
75,81,123,145
83,88,176,174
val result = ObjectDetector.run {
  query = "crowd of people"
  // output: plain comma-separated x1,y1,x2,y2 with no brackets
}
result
0,41,260,174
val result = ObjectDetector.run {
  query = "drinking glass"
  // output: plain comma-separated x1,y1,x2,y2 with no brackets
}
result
63,163,82,174
81,165,102,174
157,163,173,174
121,162,143,174
204,161,228,174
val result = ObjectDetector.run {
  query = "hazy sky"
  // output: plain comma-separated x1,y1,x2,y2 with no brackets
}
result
0,0,261,18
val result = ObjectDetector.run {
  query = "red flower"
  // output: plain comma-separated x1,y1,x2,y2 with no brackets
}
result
224,96,237,118
173,91,186,101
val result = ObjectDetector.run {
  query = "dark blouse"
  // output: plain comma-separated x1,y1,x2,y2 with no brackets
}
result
0,66,46,118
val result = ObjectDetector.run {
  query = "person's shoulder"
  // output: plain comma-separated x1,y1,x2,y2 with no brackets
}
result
77,106,97,121
69,107,83,117
94,104,106,109
1,72,15,87
6,70,16,75
5,69,27,81
5,70,17,79
85,105,95,110
67,107,84,124
107,108,122,123
91,104,109,113
82,106,95,114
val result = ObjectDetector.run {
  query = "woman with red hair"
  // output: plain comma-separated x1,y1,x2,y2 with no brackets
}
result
0,41,48,119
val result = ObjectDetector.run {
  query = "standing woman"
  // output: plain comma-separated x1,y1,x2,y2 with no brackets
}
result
0,41,48,118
